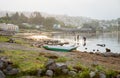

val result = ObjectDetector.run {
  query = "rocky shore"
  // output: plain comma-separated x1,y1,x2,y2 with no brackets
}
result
0,33,120,78
0,56,19,78
0,56,120,78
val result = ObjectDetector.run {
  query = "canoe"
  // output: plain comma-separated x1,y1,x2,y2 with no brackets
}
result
43,45,77,52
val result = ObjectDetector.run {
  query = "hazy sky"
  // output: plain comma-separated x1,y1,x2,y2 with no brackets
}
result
0,0,120,20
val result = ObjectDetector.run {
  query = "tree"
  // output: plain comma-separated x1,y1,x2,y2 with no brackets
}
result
43,17,59,30
19,13,28,23
11,12,20,24
0,13,10,24
29,12,44,25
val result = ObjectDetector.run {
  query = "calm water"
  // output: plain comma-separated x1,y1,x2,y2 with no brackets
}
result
52,32,120,53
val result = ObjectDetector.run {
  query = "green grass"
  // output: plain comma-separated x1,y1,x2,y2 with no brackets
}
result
15,39,26,44
0,50,48,77
0,36,10,42
55,56,68,62
0,50,119,78
95,65,105,72
76,70,90,78
105,70,117,78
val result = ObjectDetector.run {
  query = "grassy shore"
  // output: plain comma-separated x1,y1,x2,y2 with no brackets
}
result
0,34,120,78
0,49,119,78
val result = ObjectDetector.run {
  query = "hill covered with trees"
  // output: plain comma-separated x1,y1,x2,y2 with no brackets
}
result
0,12,64,30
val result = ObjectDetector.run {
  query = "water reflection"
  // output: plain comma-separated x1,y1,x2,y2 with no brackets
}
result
117,32,120,43
52,32,120,53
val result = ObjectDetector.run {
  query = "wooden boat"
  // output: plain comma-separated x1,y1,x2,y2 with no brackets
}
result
43,45,77,52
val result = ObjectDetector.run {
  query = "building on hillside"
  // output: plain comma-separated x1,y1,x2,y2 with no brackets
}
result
53,24,61,29
0,23,19,36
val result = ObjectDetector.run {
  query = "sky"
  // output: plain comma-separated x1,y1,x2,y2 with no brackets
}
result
0,0,120,20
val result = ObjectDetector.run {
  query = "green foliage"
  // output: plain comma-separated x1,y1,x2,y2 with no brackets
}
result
43,17,59,30
0,36,10,42
75,63,88,71
36,56,48,62
0,13,11,24
106,70,117,78
55,56,68,62
0,12,63,30
0,50,47,77
95,65,104,71
76,70,90,78
68,65,74,71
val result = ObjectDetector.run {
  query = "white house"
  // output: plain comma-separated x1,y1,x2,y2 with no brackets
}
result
53,24,61,29
0,23,19,32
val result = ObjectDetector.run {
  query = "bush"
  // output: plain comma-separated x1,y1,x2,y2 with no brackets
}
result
55,57,68,62
77,70,90,78
106,70,117,78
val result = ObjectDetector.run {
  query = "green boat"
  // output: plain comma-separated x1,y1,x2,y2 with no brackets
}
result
43,45,77,52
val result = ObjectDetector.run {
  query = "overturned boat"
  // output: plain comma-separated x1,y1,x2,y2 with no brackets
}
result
43,45,77,52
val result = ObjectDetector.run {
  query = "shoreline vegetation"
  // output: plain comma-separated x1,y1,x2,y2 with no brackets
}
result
0,30,120,78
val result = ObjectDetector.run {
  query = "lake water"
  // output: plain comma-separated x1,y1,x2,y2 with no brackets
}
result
52,32,120,53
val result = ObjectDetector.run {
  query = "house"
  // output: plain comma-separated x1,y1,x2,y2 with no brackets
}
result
0,23,19,32
53,24,61,29
0,23,19,36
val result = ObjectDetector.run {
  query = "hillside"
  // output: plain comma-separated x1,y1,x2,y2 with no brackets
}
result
0,11,119,30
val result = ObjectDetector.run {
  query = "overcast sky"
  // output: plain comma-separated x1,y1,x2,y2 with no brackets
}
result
0,0,120,20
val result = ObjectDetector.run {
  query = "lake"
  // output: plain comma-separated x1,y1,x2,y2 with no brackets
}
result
52,32,120,53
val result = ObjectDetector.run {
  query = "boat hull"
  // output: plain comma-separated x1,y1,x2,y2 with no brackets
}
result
43,45,77,52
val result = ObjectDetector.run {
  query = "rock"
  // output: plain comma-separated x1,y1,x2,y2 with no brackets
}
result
0,50,4,53
0,71,5,78
37,69,43,77
99,73,106,78
45,59,55,67
0,60,4,69
68,71,77,77
117,74,120,78
6,68,19,75
47,63,57,71
97,49,99,52
0,57,11,67
62,69,69,74
78,71,82,73
8,38,15,43
6,65,13,71
46,70,53,77
92,61,98,67
97,44,105,47
71,69,78,72
0,70,5,78
106,48,111,52
56,63,68,69
89,71,96,78
45,59,57,71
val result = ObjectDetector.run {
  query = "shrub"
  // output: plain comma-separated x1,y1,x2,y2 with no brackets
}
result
77,70,90,78
55,57,68,62
106,70,117,78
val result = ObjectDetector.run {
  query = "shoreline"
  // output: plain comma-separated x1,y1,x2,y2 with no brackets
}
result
0,32,120,72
